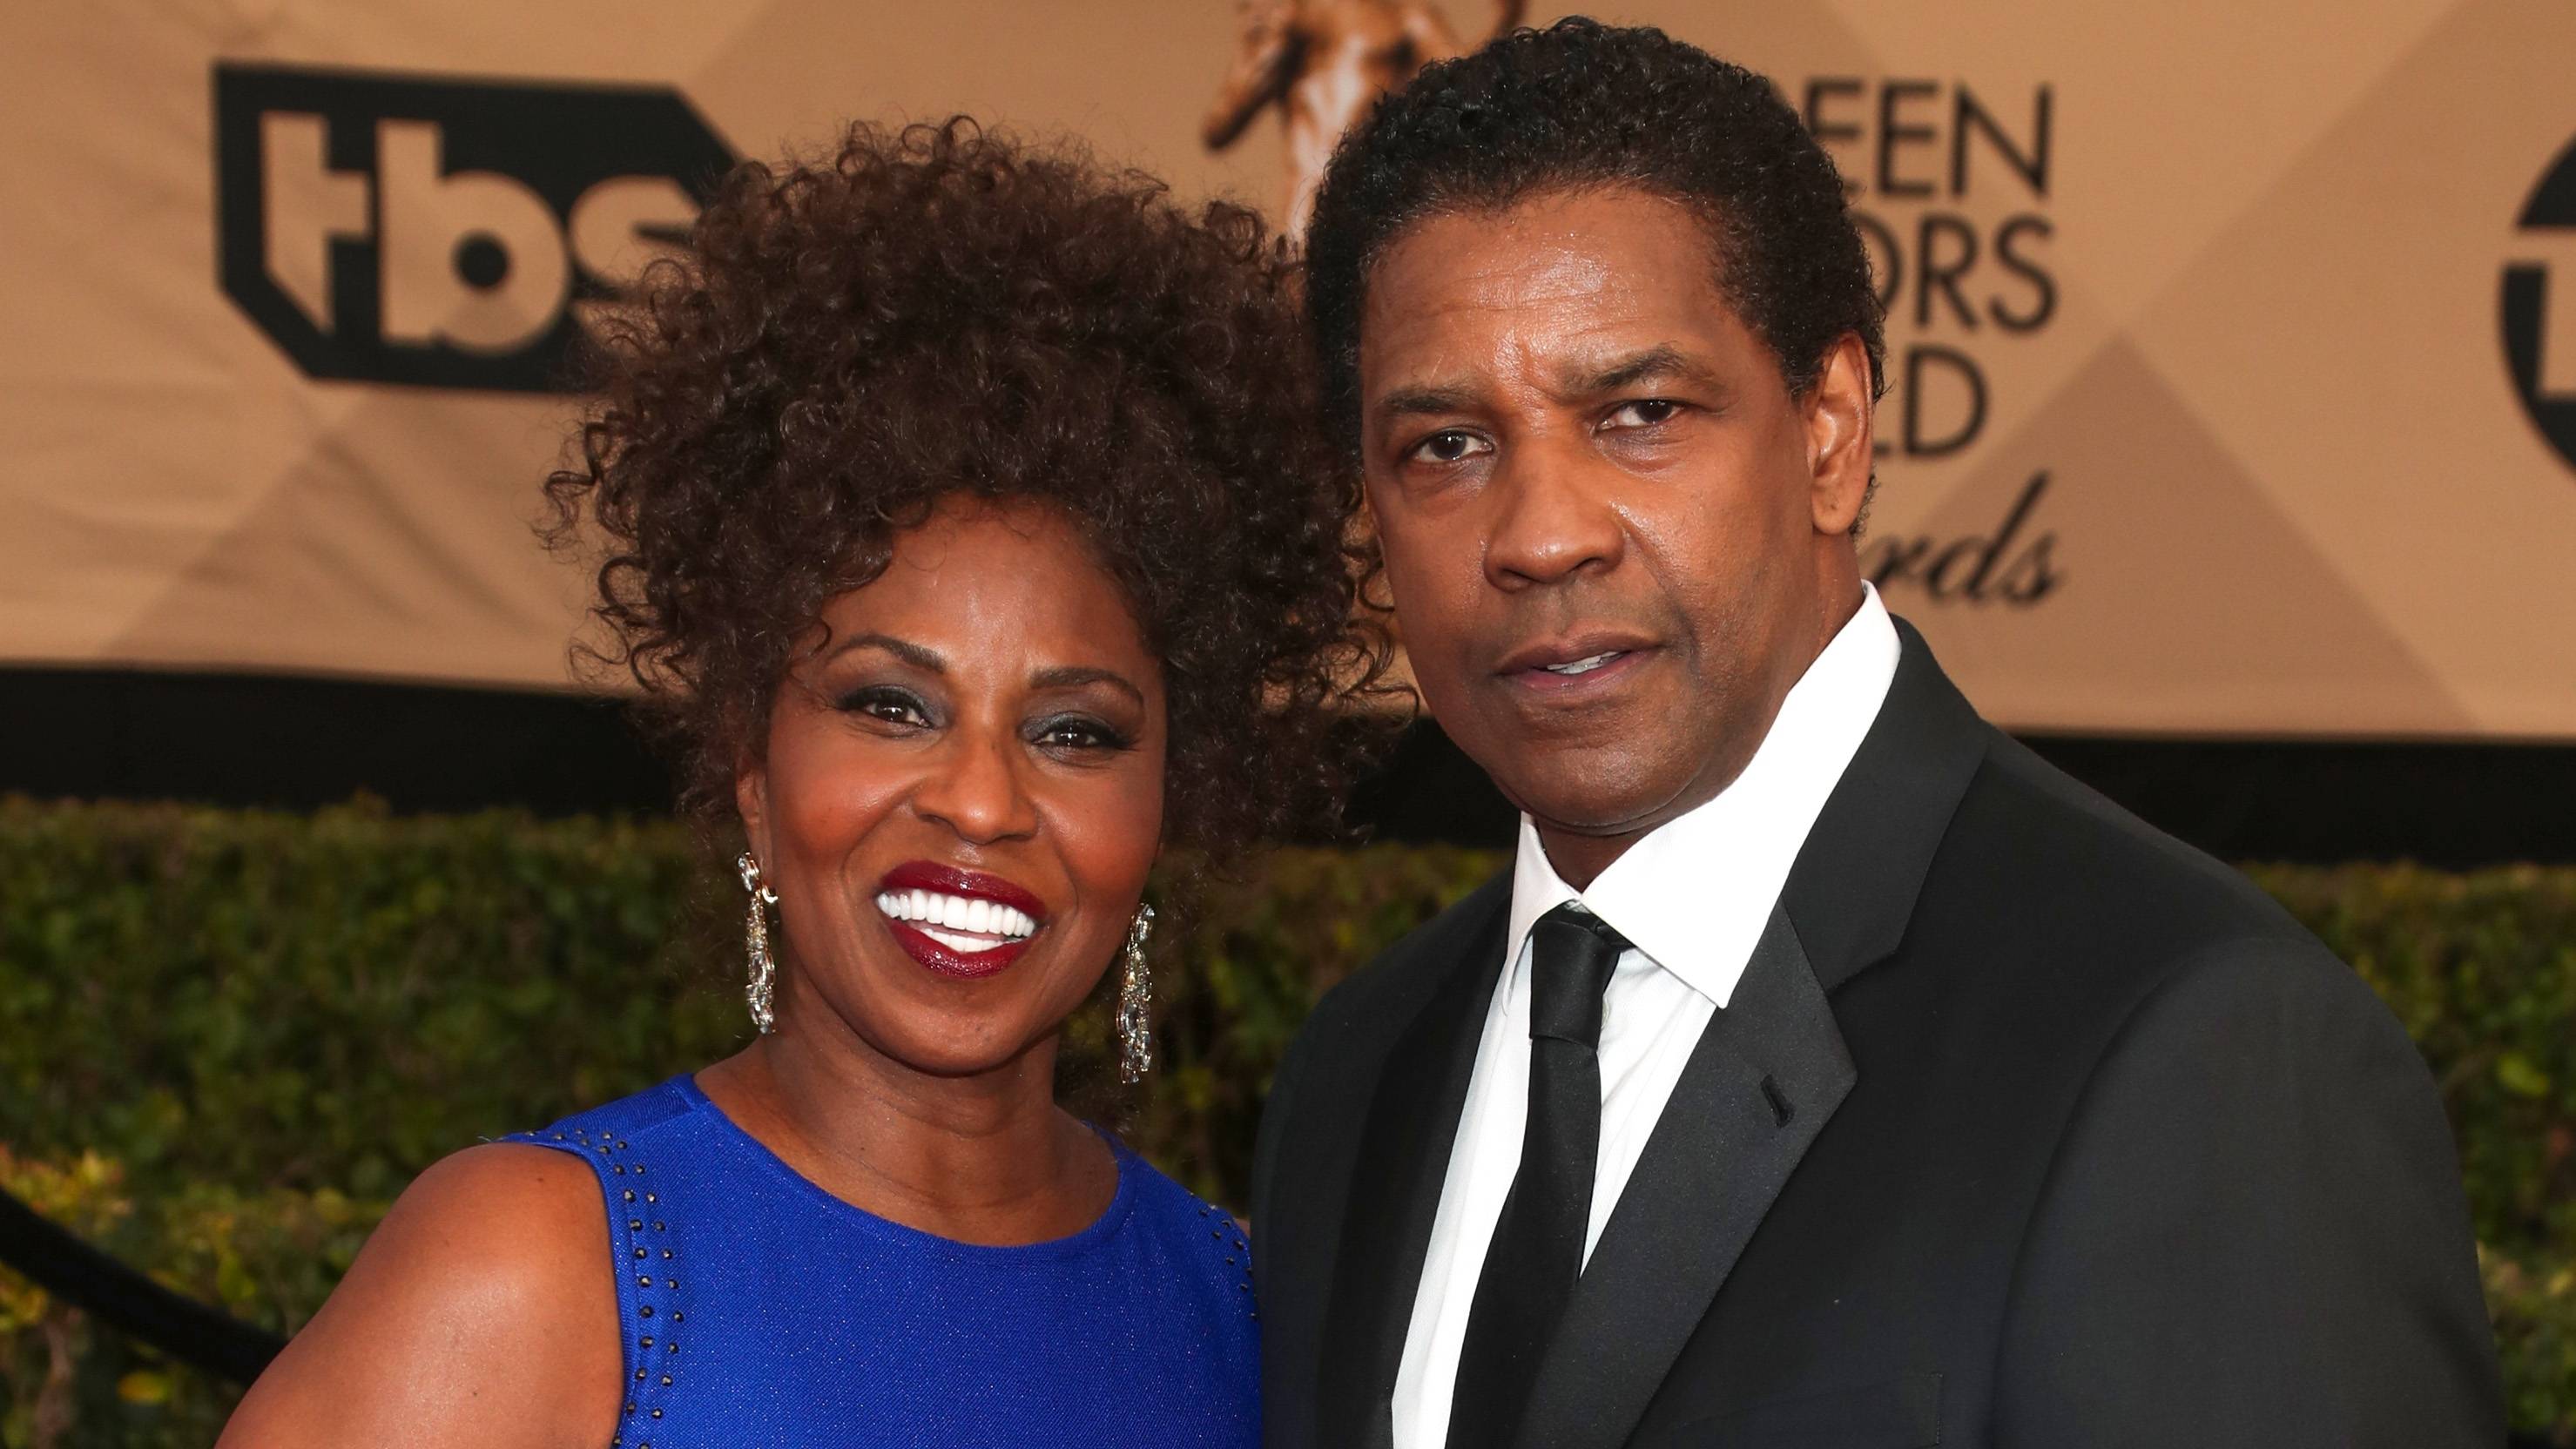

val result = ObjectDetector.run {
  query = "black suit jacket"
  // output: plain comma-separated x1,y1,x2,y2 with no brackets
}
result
1251,623,2502,1448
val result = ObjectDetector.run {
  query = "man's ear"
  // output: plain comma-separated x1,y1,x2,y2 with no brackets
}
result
1804,334,1875,537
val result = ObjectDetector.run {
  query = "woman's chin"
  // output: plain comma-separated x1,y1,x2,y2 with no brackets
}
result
853,1009,1065,1082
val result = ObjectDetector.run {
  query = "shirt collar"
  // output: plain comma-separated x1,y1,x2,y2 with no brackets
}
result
1503,583,1901,1008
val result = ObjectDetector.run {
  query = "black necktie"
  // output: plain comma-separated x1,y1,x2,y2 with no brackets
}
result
1446,902,1627,1446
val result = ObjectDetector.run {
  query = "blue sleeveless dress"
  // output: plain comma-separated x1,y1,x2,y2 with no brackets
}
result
502,1075,1259,1447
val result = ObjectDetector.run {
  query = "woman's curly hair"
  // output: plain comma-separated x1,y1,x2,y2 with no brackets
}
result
547,119,1385,862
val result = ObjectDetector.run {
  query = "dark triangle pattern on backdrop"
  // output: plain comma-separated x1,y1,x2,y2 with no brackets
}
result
1902,337,2475,735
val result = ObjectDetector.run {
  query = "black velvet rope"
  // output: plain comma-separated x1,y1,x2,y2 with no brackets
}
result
0,1183,283,1385
0,1180,2557,1440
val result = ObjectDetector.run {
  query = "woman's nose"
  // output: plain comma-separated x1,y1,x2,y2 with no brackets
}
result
908,728,1042,844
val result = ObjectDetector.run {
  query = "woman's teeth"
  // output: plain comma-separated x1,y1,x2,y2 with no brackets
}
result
874,889,1038,950
1544,650,1623,677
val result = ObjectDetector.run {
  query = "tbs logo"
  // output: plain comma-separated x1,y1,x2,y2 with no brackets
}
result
214,63,736,393
2504,133,2576,472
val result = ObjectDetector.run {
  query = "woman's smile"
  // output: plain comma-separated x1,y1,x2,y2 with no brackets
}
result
874,859,1050,979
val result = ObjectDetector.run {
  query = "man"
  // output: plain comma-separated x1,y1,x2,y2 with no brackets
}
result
1251,19,2502,1448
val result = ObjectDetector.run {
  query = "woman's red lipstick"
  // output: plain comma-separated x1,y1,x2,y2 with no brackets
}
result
875,861,1049,980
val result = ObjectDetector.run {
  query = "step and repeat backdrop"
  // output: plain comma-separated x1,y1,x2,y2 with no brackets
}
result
5,0,2572,738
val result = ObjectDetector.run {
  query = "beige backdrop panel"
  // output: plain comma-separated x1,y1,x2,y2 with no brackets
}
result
3,0,2570,737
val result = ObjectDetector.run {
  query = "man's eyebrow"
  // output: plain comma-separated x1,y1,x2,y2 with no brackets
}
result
1369,347,1721,418
1372,383,1481,418
1031,664,1146,706
827,632,944,671
1568,344,1716,394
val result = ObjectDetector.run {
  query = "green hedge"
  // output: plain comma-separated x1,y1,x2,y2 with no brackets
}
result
2250,863,2576,1252
0,798,2568,1446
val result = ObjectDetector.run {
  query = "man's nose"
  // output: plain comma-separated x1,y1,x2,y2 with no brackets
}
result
910,729,1042,845
1481,435,1625,590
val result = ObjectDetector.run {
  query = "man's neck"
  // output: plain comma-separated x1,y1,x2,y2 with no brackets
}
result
1533,719,1761,888
1535,825,1643,894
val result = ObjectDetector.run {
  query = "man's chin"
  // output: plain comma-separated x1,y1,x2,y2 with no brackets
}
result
1494,758,1687,843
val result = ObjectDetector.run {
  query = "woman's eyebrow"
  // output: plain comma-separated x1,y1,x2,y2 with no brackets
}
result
1031,664,1145,705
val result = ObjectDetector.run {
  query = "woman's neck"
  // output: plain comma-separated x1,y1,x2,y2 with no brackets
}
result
695,1010,1116,1247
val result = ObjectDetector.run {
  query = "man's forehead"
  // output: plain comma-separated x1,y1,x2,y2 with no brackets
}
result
1357,200,1742,403
1372,192,1716,297
1382,226,1632,310
1363,191,1728,328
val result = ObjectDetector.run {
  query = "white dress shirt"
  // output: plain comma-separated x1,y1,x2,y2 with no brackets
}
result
1389,584,1901,1449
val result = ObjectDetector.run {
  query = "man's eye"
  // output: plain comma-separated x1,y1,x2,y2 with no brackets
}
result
1411,429,1490,464
1605,400,1682,428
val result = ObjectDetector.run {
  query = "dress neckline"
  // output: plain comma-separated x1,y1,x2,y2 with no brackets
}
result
670,1071,1141,1260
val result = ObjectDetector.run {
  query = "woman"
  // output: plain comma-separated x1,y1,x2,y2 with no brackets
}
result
219,119,1375,1447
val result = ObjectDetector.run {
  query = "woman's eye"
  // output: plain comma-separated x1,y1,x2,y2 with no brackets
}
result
1605,399,1682,428
838,688,931,728
1410,429,1491,464
1033,717,1130,751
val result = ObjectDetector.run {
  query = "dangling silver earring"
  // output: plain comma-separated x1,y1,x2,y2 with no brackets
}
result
737,853,779,1035
1116,903,1157,1083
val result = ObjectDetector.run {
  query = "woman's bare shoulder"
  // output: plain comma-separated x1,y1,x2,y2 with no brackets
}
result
217,1142,623,1449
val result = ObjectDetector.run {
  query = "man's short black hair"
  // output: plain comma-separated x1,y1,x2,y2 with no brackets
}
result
1304,17,1885,456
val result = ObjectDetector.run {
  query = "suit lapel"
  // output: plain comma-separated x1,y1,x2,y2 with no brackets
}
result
1315,900,1509,1449
1781,618,1992,993
1512,906,1855,1449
